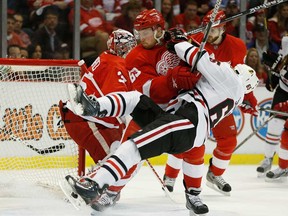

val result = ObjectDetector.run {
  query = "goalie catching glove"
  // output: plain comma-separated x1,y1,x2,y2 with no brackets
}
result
166,65,201,90
67,83,107,117
164,27,188,54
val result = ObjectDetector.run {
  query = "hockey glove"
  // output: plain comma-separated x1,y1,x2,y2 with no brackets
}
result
239,92,259,116
274,101,288,112
164,27,188,54
166,66,201,90
262,51,283,72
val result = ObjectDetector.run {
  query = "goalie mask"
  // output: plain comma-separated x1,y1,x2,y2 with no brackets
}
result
107,29,137,58
234,64,259,94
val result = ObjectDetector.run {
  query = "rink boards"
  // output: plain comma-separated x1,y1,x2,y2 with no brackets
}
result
0,82,275,168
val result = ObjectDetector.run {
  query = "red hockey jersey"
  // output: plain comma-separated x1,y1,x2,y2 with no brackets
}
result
125,44,181,107
80,52,133,128
192,33,247,66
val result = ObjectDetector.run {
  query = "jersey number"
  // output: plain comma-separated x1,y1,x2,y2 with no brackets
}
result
209,98,234,127
129,67,141,83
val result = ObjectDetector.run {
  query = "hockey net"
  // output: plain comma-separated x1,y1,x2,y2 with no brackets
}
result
0,58,85,188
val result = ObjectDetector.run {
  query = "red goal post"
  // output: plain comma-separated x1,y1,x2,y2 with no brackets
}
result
0,58,86,187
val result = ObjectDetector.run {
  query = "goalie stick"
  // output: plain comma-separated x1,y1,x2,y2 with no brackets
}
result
186,0,288,35
233,115,275,152
11,135,65,155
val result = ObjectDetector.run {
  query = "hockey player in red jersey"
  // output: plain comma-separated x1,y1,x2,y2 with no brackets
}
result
125,9,208,214
163,9,259,196
127,9,199,106
59,29,140,211
65,40,259,214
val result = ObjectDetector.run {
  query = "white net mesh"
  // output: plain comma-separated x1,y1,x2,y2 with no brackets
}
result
0,59,82,187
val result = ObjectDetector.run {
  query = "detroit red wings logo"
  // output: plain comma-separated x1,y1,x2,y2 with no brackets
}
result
156,51,180,76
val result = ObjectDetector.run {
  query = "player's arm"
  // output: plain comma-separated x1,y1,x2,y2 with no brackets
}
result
174,41,235,87
129,64,178,105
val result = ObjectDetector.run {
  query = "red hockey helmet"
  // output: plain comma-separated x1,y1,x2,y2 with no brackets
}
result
107,29,137,58
134,9,165,31
202,9,226,27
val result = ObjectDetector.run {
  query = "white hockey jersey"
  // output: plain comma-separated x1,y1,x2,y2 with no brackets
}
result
171,42,245,129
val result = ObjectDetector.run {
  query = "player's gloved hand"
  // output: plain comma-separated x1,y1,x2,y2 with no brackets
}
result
164,27,188,54
274,101,288,112
239,103,259,116
265,71,280,92
239,92,259,116
166,65,201,90
262,51,283,72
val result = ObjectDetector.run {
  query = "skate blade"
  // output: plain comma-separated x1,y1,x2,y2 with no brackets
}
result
67,83,77,101
257,172,266,178
265,176,288,183
189,210,207,216
206,181,231,196
67,84,85,115
59,176,86,210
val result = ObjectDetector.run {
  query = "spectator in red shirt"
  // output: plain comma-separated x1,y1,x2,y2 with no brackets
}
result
13,13,32,48
246,9,267,45
69,0,114,59
7,14,26,48
268,2,288,47
113,0,142,33
173,0,201,31
225,0,241,37
161,0,175,29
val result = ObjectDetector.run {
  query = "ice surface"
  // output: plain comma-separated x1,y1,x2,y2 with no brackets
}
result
0,165,287,216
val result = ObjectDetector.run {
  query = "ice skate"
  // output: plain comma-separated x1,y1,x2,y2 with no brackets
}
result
185,188,209,216
91,190,120,212
163,175,176,192
67,83,105,117
265,167,288,182
206,169,231,196
256,157,273,177
60,175,107,209
59,175,87,210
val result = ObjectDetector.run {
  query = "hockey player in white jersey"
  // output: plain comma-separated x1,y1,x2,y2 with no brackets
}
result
66,41,259,214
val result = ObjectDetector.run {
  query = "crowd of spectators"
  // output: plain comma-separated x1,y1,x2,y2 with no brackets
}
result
5,0,288,80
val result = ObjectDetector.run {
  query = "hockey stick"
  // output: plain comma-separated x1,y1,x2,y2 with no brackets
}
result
11,135,65,155
190,0,222,72
233,115,275,152
259,107,288,117
145,159,175,201
186,0,288,35
77,60,171,193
